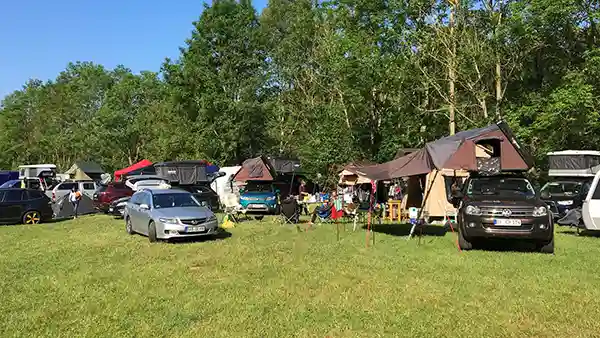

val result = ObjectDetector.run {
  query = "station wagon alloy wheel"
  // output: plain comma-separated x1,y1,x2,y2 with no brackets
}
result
23,211,41,225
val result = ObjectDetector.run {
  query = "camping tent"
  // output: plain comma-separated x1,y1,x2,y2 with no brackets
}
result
233,156,277,182
64,161,105,181
52,194,96,219
114,160,153,181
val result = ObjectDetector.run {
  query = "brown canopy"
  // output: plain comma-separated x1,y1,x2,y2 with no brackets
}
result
363,121,534,180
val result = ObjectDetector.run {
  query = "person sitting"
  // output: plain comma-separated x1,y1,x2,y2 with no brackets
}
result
309,194,334,225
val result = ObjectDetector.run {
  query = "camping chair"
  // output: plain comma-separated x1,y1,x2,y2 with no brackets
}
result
222,194,244,223
279,197,300,225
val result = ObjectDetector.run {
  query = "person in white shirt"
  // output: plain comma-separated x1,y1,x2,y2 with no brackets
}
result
69,187,82,219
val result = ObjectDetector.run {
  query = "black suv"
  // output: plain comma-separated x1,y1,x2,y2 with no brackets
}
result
0,188,54,224
452,173,554,253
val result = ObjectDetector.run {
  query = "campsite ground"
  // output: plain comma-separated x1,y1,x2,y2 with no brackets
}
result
1,216,600,338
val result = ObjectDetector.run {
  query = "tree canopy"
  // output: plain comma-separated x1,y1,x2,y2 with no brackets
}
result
1,0,598,182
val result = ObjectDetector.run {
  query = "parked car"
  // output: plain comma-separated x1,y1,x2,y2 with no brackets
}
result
0,179,21,189
49,181,98,203
238,181,280,219
176,184,220,211
0,188,54,224
123,188,219,242
108,196,130,218
452,173,554,253
93,182,133,213
541,179,592,219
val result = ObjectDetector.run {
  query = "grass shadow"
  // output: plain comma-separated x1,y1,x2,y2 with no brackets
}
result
365,223,449,237
471,239,546,254
166,230,232,244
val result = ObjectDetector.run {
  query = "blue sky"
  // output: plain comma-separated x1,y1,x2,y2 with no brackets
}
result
0,0,268,99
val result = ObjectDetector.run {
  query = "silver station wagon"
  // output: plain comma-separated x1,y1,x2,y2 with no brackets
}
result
124,188,219,242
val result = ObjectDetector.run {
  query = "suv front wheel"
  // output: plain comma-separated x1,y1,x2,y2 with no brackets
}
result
538,237,554,254
458,229,473,250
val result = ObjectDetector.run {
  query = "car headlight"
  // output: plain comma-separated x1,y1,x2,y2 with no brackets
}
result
266,196,275,201
533,206,548,217
159,217,179,224
465,205,482,216
116,202,127,207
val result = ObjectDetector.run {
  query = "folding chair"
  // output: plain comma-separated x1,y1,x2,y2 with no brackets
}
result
279,197,300,225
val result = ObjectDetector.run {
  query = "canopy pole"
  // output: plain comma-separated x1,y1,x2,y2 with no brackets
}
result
408,170,439,240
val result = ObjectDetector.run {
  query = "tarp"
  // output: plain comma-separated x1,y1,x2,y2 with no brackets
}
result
233,156,277,182
114,160,153,181
362,121,533,180
65,161,105,181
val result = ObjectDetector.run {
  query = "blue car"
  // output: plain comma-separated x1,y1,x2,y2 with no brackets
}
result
239,182,279,217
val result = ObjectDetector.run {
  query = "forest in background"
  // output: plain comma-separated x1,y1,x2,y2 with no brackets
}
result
1,0,599,183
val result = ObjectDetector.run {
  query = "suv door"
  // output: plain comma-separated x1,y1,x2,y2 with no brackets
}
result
127,193,142,231
2,190,27,222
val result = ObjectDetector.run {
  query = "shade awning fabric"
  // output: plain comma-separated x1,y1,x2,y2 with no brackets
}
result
114,159,153,181
359,121,533,180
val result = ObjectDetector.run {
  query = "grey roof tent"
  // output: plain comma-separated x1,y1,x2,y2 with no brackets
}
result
547,150,600,177
153,161,209,185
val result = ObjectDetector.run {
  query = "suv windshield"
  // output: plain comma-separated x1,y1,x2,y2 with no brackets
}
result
540,181,584,197
467,177,535,196
152,193,201,209
245,183,273,193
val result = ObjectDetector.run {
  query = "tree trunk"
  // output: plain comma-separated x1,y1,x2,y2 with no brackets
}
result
448,3,457,135
495,11,503,119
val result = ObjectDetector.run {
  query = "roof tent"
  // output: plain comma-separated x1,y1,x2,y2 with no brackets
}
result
64,161,105,181
153,160,219,185
357,120,533,180
233,156,277,182
547,150,600,177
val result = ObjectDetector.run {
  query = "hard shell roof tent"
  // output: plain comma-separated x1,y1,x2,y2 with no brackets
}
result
153,160,219,185
18,164,57,180
547,150,600,177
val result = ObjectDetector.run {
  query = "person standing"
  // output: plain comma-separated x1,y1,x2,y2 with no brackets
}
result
69,187,82,219
298,179,309,215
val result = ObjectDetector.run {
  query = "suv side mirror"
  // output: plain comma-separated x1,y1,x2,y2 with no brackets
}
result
540,191,551,200
140,203,150,210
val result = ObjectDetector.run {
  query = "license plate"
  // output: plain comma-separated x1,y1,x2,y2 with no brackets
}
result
494,218,521,226
249,204,266,209
558,201,573,206
186,226,205,233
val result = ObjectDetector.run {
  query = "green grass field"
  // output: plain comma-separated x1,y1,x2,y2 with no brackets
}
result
1,215,600,337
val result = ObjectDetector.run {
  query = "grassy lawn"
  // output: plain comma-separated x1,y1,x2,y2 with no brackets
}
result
1,216,600,337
